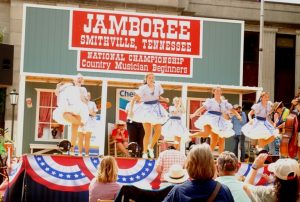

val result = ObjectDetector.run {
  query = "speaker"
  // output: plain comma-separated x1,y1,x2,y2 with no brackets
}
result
0,44,14,86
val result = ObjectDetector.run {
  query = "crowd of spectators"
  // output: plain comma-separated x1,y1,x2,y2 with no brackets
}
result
89,143,300,202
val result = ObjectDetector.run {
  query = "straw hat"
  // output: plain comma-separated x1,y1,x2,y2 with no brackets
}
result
271,101,282,112
164,164,189,184
233,104,242,109
268,158,300,180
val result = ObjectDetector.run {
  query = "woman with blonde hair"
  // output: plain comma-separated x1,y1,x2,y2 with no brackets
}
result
163,144,234,202
89,156,121,202
162,97,189,150
78,92,98,156
53,74,89,154
190,87,241,153
130,73,169,159
241,91,278,150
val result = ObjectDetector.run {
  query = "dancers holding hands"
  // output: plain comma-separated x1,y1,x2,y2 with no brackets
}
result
241,92,279,150
190,87,241,153
130,73,169,159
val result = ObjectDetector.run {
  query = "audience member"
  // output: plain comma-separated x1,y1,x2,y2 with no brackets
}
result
164,164,189,184
244,153,300,202
111,120,129,156
215,151,251,202
156,146,187,181
89,156,121,202
163,144,234,202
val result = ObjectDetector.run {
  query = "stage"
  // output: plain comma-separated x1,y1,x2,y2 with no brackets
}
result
5,154,270,202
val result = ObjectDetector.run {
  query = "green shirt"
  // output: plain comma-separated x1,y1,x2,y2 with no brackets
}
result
216,176,251,202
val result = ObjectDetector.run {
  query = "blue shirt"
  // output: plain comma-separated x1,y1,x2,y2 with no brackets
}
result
231,111,247,135
163,179,234,202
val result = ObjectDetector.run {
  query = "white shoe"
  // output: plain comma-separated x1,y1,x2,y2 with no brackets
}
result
148,145,154,159
142,153,148,159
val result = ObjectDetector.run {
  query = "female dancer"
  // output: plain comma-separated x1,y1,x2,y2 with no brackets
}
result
78,92,98,156
53,74,89,154
241,92,278,150
190,87,241,153
161,97,189,150
130,73,169,159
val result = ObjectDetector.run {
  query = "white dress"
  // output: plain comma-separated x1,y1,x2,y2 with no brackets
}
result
53,83,89,125
125,102,143,123
242,101,278,139
161,106,189,142
133,83,168,124
194,98,235,138
80,101,98,132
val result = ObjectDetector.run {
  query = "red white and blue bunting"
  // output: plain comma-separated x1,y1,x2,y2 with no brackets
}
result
8,155,271,193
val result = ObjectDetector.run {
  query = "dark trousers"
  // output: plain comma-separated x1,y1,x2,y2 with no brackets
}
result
233,134,245,162
127,120,145,154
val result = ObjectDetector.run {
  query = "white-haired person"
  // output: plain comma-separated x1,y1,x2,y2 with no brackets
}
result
53,73,89,154
89,156,121,202
77,92,98,156
190,87,241,153
111,120,129,156
161,97,189,150
243,153,300,202
163,143,234,202
241,92,279,151
216,151,251,202
130,73,169,159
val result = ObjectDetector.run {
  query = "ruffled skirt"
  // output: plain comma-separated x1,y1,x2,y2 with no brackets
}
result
80,116,99,132
133,101,168,124
53,102,89,125
194,113,235,138
161,117,190,142
242,118,279,139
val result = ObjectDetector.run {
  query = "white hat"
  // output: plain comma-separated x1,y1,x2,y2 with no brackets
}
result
268,158,300,180
164,164,189,184
73,73,84,81
116,120,126,125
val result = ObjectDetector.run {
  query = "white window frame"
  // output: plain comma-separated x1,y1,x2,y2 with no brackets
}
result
34,88,64,142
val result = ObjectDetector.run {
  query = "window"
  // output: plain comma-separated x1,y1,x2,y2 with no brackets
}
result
187,97,206,133
187,97,207,144
35,89,64,141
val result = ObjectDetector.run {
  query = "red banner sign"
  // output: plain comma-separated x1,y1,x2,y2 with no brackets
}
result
70,10,202,58
78,51,192,77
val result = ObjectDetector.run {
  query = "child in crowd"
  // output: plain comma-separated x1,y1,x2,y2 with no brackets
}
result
89,156,121,202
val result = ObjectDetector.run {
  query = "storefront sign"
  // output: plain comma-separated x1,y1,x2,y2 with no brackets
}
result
78,51,192,77
70,10,202,58
70,9,202,77
116,89,136,122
